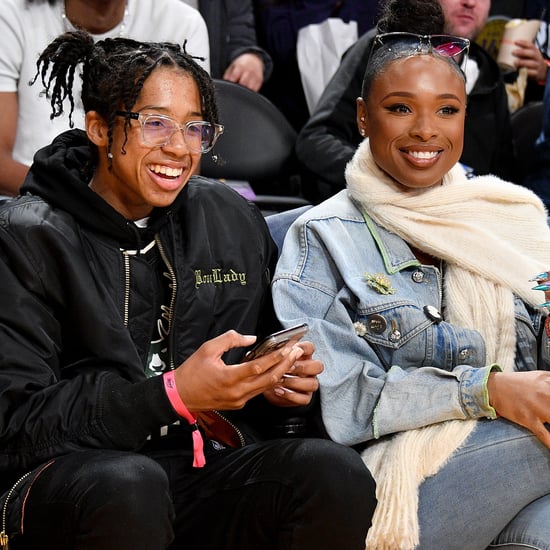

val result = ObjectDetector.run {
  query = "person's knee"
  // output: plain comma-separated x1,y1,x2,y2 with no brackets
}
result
280,439,376,546
20,451,174,549
78,452,171,520
288,439,377,511
292,438,372,478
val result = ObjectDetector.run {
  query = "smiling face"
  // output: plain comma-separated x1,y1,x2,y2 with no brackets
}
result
86,66,203,220
357,55,466,189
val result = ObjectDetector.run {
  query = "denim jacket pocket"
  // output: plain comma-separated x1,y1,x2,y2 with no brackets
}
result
354,300,435,371
354,299,487,372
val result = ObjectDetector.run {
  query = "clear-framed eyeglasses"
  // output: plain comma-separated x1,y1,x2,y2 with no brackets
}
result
116,111,224,153
370,32,470,68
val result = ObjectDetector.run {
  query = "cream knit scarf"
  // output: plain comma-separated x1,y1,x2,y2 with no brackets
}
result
345,139,550,549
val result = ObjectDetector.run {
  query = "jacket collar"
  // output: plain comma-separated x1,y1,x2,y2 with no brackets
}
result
357,205,421,274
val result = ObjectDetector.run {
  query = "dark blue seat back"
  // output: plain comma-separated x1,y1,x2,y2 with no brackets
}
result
265,205,312,257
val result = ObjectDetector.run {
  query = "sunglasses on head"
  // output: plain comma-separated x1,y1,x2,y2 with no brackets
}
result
370,32,470,68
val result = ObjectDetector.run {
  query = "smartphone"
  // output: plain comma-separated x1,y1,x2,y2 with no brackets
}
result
244,323,309,361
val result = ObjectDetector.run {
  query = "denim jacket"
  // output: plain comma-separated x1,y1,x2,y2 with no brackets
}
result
272,190,549,447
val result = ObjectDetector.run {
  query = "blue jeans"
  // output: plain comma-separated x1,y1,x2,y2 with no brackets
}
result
416,419,550,549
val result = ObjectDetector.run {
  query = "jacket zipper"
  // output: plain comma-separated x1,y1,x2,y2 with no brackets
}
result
122,251,131,327
1,460,56,550
212,410,246,448
437,259,444,311
121,239,157,327
156,237,176,340
156,237,246,449
1,471,34,549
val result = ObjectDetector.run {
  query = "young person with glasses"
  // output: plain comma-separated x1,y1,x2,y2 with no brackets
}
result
0,0,210,198
0,31,377,549
295,0,515,203
273,20,550,550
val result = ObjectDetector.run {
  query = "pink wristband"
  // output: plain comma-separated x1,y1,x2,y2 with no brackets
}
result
162,371,206,468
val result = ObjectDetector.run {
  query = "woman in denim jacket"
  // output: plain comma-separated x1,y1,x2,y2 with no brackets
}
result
273,27,550,550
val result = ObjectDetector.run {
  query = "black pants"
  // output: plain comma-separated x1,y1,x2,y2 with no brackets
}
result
6,438,376,550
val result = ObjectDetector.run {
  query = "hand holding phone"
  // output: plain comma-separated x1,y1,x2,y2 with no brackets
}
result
244,323,309,361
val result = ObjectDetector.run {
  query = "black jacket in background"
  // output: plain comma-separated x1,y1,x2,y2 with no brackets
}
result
0,130,284,489
296,29,517,201
199,0,272,80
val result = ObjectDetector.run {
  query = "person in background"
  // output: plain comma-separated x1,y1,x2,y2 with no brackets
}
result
0,0,209,197
526,0,550,60
295,0,515,202
0,31,377,549
516,0,550,102
490,0,526,17
479,0,547,106
273,15,550,550
522,68,550,206
253,0,382,131
183,0,273,92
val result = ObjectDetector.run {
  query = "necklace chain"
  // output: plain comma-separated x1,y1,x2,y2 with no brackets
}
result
61,1,129,38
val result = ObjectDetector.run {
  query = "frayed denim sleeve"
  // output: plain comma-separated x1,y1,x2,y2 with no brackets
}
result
459,363,501,420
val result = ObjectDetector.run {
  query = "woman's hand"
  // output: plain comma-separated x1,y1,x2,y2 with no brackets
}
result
488,370,550,448
263,341,323,407
173,330,304,411
530,270,550,304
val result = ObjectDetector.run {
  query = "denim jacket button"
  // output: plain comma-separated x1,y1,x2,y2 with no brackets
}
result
389,329,402,343
459,349,471,361
412,270,424,283
424,305,443,323
367,314,387,334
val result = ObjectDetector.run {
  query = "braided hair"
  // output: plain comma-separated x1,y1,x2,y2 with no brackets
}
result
30,30,219,158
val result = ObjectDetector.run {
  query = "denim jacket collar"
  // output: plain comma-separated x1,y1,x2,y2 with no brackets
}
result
352,199,420,274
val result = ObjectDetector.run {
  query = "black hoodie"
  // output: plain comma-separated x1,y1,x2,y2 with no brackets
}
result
0,129,280,486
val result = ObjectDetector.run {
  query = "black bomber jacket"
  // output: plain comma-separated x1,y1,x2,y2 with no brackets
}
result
0,130,282,488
